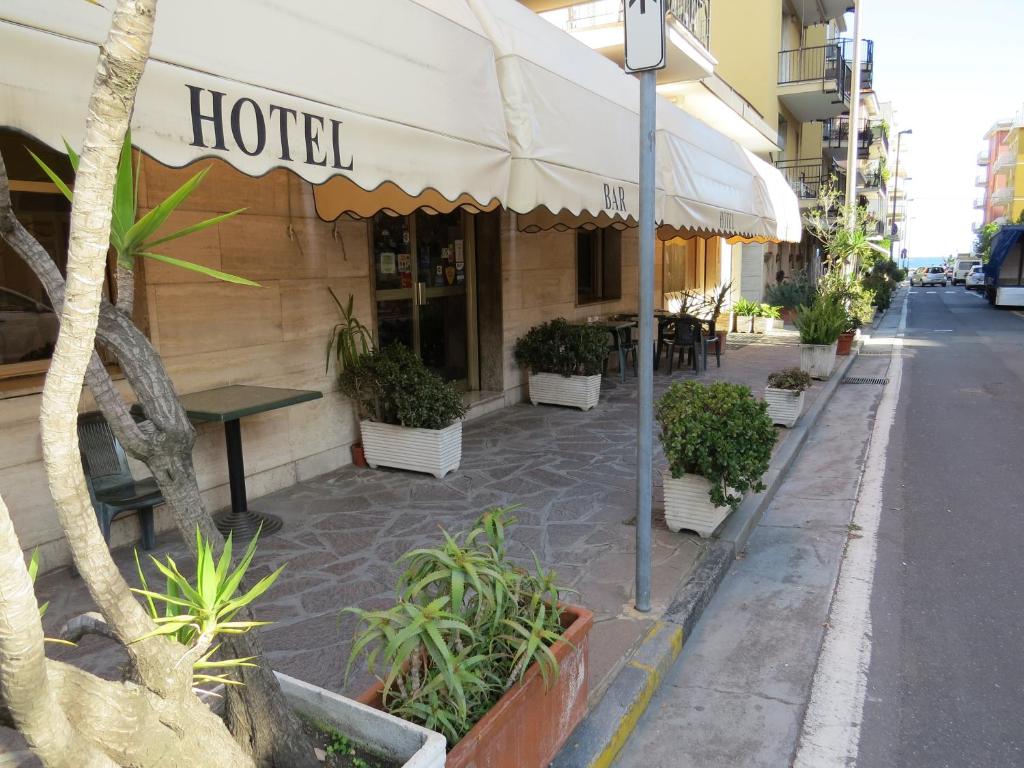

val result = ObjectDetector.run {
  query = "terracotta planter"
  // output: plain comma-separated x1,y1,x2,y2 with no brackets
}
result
736,314,754,333
780,307,798,326
836,331,855,356
350,442,368,468
358,604,594,768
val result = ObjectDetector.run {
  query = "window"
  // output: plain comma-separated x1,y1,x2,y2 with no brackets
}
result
576,228,621,305
777,115,788,152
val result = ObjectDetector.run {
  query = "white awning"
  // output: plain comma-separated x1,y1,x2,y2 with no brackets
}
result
745,150,803,243
0,0,512,218
467,0,642,225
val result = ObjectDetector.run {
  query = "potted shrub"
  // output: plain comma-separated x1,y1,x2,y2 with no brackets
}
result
656,381,776,537
765,274,813,326
348,507,593,768
764,368,812,427
752,303,781,334
701,281,733,354
326,289,375,467
733,298,759,333
339,344,466,478
796,298,845,379
514,319,608,410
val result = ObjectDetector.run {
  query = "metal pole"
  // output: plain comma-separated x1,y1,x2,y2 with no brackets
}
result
889,132,902,262
844,0,863,274
636,69,655,613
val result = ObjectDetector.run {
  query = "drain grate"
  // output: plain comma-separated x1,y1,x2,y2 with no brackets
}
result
843,376,889,385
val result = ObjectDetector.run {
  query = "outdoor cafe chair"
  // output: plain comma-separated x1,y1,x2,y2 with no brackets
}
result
658,315,704,374
78,412,161,550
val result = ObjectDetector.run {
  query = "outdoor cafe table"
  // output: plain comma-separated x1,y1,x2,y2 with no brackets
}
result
589,319,637,382
174,385,322,540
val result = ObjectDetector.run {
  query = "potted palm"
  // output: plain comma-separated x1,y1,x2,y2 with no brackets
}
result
656,381,776,537
514,319,609,410
701,281,733,353
752,303,781,334
348,508,593,768
733,298,759,333
339,344,466,478
796,297,846,379
764,368,812,427
326,289,375,466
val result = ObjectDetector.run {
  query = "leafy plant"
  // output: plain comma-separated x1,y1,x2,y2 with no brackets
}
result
326,289,374,374
132,527,284,687
31,133,257,286
764,274,814,309
339,343,466,430
804,177,874,270
702,281,733,324
766,368,812,393
513,318,609,377
756,304,781,319
663,290,705,317
796,297,846,345
345,507,571,744
656,381,775,509
733,298,760,317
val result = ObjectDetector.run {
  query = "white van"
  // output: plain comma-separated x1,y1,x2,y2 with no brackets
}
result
954,257,981,285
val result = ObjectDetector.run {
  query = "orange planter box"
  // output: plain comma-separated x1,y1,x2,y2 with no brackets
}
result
359,604,594,768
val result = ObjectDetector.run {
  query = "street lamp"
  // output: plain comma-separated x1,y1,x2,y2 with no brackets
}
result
889,128,913,261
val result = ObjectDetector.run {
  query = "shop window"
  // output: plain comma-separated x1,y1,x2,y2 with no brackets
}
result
576,228,621,305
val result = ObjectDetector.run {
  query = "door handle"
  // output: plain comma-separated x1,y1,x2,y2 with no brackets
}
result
417,281,428,306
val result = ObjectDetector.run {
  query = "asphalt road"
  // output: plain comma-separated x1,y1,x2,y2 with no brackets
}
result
858,286,1024,767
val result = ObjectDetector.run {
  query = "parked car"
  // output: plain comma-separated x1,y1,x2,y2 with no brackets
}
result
910,267,927,286
954,257,982,285
966,264,985,290
920,266,948,287
0,287,58,365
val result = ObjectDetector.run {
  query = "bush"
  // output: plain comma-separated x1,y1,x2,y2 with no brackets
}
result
766,368,812,392
514,318,609,377
756,303,781,319
848,284,876,329
656,381,776,509
862,273,893,310
733,298,760,317
764,274,814,309
338,343,466,430
796,297,846,345
345,507,569,744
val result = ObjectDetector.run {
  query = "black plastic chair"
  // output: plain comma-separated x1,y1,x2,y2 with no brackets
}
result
702,322,722,369
658,316,703,374
78,412,161,550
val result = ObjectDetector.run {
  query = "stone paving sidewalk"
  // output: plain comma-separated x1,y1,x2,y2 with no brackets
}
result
6,327,829,762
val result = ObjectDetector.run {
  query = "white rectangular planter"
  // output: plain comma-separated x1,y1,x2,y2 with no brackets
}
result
800,342,837,380
764,387,805,428
528,372,601,411
735,315,754,333
360,420,462,478
752,317,776,334
662,471,732,538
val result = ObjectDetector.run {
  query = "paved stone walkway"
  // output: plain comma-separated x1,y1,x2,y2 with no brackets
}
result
5,328,828,764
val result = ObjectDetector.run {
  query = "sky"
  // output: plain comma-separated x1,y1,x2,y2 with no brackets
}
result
858,0,1024,262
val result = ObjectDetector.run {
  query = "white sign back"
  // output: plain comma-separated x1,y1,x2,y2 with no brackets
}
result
624,0,666,73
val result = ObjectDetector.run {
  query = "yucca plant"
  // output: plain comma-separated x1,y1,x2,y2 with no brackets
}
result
132,527,284,688
326,288,375,374
345,506,570,744
30,133,258,286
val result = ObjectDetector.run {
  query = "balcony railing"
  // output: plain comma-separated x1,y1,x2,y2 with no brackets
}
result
976,173,988,187
774,158,844,201
974,196,986,209
978,150,990,166
666,0,710,51
991,187,1014,205
861,166,887,194
778,43,852,104
564,0,710,51
822,116,872,158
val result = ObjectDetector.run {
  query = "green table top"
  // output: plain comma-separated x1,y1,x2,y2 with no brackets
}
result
177,385,323,422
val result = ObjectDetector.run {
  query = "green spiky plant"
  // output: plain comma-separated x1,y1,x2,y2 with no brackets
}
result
326,288,375,374
345,506,571,744
30,132,258,286
132,527,284,689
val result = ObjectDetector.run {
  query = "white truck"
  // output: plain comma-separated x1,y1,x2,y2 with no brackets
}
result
953,256,981,285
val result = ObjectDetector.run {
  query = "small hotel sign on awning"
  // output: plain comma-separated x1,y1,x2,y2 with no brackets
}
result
624,0,666,73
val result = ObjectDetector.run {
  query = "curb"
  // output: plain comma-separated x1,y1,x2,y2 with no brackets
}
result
550,349,860,768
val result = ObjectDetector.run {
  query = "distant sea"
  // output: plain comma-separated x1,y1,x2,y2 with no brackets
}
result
905,256,955,271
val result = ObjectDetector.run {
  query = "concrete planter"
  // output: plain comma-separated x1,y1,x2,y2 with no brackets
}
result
359,604,593,768
764,387,805,428
752,316,776,334
662,471,732,538
735,314,755,333
361,420,462,479
528,372,601,411
800,342,837,380
836,330,855,356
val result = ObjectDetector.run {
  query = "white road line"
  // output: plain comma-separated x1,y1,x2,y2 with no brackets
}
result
925,290,936,294
933,329,953,333
793,293,907,768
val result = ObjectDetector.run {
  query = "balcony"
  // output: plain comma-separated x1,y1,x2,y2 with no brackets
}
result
840,38,875,91
978,151,990,166
870,122,889,156
993,152,1016,173
548,0,715,82
777,43,851,122
976,173,988,187
991,187,1014,205
822,116,872,160
974,196,986,210
774,158,844,207
859,165,887,196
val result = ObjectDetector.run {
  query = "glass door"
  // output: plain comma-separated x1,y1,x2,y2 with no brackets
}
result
371,211,470,386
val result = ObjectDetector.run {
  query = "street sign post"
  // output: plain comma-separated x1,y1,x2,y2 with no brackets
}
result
624,0,664,614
